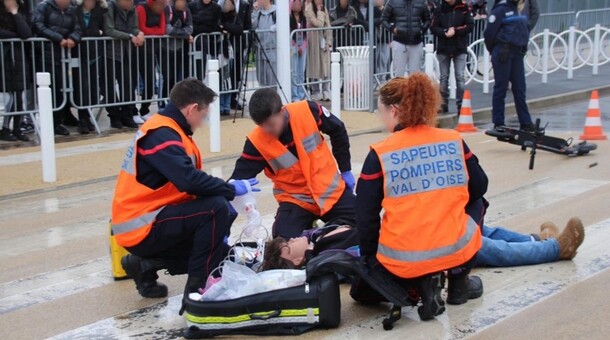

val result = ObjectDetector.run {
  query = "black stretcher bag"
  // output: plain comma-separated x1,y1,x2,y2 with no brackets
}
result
183,273,340,339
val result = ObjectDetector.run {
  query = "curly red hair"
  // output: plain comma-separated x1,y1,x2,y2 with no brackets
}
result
378,73,441,128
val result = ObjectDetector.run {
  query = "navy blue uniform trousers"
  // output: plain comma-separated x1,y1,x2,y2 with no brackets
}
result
491,46,533,126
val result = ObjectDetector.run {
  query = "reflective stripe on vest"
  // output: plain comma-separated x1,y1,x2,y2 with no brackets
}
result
302,132,322,153
377,216,478,262
111,207,164,235
268,151,299,172
317,172,341,209
272,188,317,204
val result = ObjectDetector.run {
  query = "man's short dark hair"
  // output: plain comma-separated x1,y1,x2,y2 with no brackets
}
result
248,88,283,125
169,78,217,109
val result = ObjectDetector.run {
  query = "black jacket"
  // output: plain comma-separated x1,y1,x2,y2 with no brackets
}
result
136,102,236,200
381,0,431,45
230,101,352,180
76,1,106,60
33,0,81,62
189,0,221,35
430,0,474,56
33,0,81,44
351,1,381,33
0,6,32,92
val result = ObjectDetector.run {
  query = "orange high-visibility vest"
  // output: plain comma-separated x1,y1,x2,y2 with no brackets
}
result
111,114,202,247
247,100,345,216
371,126,482,278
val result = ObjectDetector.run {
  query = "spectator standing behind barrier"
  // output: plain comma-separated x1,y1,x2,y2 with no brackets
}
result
352,0,381,44
290,0,307,102
226,0,251,110
304,0,332,101
329,0,357,48
430,0,473,115
103,0,142,129
217,0,243,115
189,0,221,81
135,0,165,119
74,0,107,135
0,0,31,142
484,0,534,132
381,0,430,77
32,0,82,136
251,0,277,87
162,0,192,106
373,0,391,82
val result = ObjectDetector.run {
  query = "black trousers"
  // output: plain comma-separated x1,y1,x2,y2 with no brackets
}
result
350,255,476,304
272,188,356,239
73,56,100,121
127,196,234,279
138,40,161,116
104,57,137,119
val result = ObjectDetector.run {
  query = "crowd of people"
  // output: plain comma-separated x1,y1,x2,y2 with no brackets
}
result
0,0,254,140
0,0,537,142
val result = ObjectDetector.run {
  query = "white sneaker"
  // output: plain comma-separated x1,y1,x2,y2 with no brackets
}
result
132,115,145,124
322,91,331,101
311,93,322,101
142,113,153,121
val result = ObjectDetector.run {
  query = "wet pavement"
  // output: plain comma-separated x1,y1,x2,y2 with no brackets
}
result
479,95,610,132
0,95,609,339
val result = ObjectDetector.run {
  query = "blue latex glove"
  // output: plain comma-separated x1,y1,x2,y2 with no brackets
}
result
341,171,355,193
229,178,261,196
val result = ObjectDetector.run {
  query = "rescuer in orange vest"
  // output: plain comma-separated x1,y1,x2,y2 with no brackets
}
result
356,74,485,318
231,88,356,238
111,79,258,308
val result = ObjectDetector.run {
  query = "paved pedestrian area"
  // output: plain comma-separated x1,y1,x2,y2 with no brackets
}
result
0,99,609,338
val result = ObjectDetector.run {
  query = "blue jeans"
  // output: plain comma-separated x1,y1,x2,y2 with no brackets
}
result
475,225,560,267
291,48,307,102
220,94,230,112
437,53,467,110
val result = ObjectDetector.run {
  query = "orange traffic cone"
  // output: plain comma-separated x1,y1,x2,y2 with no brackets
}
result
580,90,607,140
456,90,478,133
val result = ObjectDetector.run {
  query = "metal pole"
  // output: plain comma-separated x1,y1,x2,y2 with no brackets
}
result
37,72,56,183
567,25,575,79
368,0,375,112
424,44,435,79
331,52,342,119
207,60,221,153
483,48,490,94
276,0,292,105
542,29,549,83
592,24,600,75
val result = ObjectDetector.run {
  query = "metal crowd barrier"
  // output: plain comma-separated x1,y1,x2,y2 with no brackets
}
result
288,25,366,100
2,13,609,139
575,8,610,30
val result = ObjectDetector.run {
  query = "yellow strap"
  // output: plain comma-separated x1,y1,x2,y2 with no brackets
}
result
185,308,320,324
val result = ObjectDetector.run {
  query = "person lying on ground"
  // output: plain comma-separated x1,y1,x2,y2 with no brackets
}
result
262,217,586,270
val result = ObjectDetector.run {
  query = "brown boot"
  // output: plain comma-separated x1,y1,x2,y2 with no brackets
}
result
557,217,585,260
538,221,560,240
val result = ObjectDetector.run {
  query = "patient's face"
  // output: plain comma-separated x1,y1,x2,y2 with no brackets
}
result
280,236,310,265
